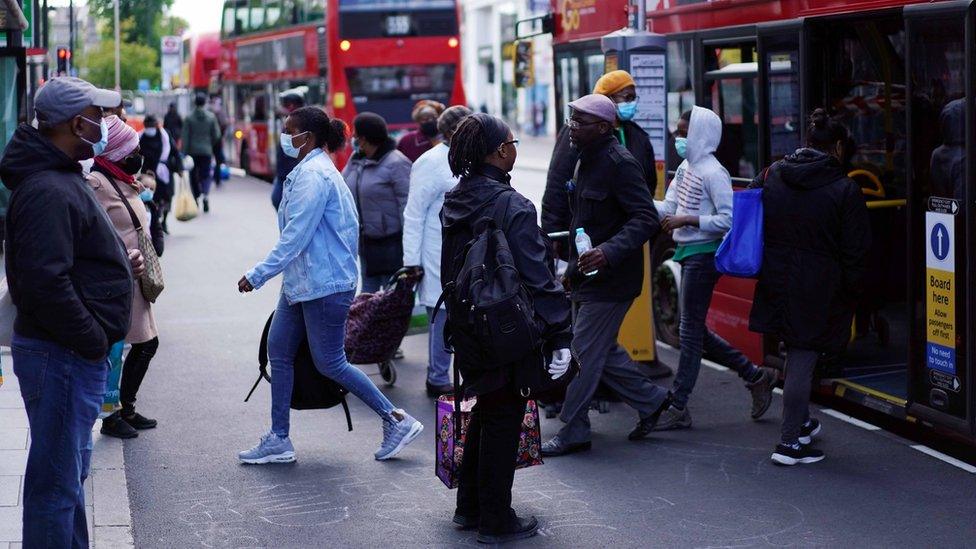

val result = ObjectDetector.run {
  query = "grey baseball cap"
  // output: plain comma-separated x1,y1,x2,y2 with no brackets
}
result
34,77,121,126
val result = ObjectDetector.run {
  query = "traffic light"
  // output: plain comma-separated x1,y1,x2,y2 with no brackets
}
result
56,46,70,74
514,41,534,88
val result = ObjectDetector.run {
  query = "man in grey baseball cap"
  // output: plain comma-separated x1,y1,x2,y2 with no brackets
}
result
0,76,143,547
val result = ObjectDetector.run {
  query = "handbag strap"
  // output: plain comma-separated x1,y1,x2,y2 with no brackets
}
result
103,173,145,233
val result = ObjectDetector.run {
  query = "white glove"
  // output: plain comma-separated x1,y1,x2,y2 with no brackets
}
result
548,348,572,380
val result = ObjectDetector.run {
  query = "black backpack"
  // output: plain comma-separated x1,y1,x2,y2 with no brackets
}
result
244,312,353,431
436,191,540,372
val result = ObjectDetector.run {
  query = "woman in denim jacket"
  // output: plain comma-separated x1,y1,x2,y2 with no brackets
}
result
237,107,423,464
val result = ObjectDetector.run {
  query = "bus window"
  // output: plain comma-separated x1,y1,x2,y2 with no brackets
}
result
767,49,800,162
344,64,455,124
814,18,907,198
265,0,281,29
585,53,604,94
249,0,266,31
222,3,239,38
338,0,457,39
556,54,580,125
667,39,694,134
703,42,759,180
909,20,964,200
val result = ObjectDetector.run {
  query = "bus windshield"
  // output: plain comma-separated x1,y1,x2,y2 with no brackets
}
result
345,64,455,124
338,0,458,39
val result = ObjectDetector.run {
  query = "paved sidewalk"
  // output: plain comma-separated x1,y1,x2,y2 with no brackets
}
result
0,348,135,548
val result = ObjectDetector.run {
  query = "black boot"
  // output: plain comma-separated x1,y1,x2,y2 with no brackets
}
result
100,412,138,439
122,410,157,430
477,515,539,544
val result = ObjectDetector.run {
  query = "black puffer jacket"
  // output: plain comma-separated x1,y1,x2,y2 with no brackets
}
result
0,125,133,360
748,148,871,353
542,121,657,238
441,165,572,395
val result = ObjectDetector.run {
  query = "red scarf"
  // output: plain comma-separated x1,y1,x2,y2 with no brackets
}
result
93,156,137,189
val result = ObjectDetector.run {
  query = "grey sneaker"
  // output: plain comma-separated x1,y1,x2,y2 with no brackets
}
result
652,405,692,431
238,432,296,464
746,367,778,420
375,410,424,461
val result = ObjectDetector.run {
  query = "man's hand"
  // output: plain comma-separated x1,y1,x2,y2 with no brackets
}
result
128,249,145,277
578,247,607,275
238,276,254,293
661,215,694,233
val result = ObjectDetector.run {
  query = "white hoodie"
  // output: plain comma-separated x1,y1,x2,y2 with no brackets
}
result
654,105,733,245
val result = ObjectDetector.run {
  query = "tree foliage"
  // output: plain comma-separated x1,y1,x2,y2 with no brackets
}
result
87,0,177,51
79,39,159,90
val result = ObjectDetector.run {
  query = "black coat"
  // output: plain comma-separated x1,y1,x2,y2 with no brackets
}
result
748,149,871,353
440,165,572,395
566,134,659,303
542,120,657,238
0,125,133,360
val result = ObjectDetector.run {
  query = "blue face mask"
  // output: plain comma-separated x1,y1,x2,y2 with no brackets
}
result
79,115,109,157
616,101,638,121
280,131,309,159
139,189,154,202
675,137,688,159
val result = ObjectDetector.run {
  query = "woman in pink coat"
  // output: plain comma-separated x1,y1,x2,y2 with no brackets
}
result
87,115,160,439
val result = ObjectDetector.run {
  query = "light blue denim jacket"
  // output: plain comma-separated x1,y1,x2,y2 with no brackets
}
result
246,148,359,303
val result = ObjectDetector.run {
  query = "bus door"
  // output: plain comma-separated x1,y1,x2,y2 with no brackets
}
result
553,42,605,131
904,1,973,437
698,34,764,364
757,20,804,169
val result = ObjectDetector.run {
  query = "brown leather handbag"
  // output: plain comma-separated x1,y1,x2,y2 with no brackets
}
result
107,177,165,303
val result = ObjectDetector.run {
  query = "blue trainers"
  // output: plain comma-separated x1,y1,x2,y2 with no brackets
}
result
238,431,296,464
375,410,424,461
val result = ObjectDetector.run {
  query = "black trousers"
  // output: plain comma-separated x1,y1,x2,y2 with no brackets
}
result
189,154,212,199
120,338,159,415
456,386,526,531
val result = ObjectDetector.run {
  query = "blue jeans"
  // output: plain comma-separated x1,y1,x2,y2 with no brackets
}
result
269,290,396,438
12,335,108,549
426,307,451,386
672,252,757,409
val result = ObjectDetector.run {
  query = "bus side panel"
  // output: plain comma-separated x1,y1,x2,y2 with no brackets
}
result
706,277,764,365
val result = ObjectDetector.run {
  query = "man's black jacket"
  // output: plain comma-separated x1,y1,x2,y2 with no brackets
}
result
543,120,657,237
1,124,132,360
567,133,659,303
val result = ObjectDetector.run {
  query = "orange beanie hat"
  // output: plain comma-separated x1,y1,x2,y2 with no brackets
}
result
593,70,636,96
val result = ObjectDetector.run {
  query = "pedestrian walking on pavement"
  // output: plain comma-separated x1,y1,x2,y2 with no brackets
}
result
0,76,143,548
163,102,183,147
402,105,472,398
541,94,672,458
182,93,221,213
271,93,306,210
140,114,175,234
237,106,423,465
397,99,446,162
89,115,163,439
748,109,871,465
440,113,573,544
343,112,412,293
653,107,778,431
542,70,658,246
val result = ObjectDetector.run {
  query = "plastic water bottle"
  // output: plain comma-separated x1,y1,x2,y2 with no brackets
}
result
575,228,598,277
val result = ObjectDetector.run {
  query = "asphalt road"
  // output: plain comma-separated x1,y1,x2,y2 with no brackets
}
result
124,174,976,548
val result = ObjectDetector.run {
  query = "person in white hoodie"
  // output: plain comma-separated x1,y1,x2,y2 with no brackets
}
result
653,106,777,430
402,105,472,397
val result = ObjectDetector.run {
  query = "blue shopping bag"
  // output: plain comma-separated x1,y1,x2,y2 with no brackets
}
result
99,342,126,419
715,188,764,278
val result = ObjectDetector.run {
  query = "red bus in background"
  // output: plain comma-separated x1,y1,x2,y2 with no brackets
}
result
218,0,465,179
185,32,222,93
545,0,976,444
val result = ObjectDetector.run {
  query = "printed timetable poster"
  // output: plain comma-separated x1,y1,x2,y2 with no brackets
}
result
925,211,956,374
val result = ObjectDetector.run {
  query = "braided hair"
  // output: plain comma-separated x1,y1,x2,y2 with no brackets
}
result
806,108,849,153
448,114,509,178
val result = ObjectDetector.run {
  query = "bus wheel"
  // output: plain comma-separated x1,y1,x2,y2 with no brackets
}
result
651,239,680,348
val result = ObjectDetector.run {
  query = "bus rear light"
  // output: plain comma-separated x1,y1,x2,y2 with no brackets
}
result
340,40,351,52
234,129,243,140
448,37,459,48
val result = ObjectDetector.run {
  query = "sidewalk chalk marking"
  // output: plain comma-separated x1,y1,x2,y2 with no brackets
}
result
910,445,976,474
821,408,880,431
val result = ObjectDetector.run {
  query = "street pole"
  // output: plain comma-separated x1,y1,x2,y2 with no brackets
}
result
42,0,48,78
113,0,120,89
67,0,73,74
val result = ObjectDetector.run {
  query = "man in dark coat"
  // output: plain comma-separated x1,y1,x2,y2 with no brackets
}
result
0,77,142,547
749,109,871,466
541,94,671,457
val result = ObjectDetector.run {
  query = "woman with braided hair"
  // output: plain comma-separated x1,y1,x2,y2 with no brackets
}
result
440,114,572,543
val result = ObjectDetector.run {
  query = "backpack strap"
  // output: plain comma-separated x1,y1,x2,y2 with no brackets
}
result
491,189,516,231
244,312,275,402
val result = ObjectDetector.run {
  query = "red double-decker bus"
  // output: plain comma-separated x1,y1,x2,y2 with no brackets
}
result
219,0,465,178
544,0,976,446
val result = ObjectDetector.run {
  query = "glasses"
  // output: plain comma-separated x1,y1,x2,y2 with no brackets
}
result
501,139,519,148
565,118,602,129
